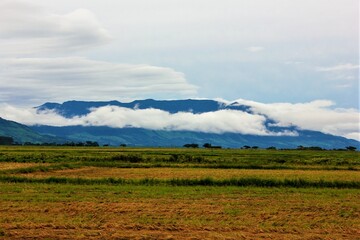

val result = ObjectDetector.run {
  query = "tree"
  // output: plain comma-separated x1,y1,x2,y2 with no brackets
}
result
346,146,357,151
0,136,14,145
267,146,276,150
203,143,212,148
85,141,99,147
183,143,199,148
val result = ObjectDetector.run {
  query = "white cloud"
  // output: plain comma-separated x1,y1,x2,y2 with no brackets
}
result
334,83,352,89
246,46,264,52
315,63,359,88
345,132,360,141
0,1,197,105
0,57,198,105
316,63,359,72
233,99,360,140
0,104,297,136
284,61,304,65
0,0,358,109
0,0,111,56
0,104,81,127
1,98,359,140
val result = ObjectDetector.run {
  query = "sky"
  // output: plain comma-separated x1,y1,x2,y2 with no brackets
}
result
0,0,359,140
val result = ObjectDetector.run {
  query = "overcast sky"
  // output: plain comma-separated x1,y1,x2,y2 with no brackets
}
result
0,0,359,140
0,0,358,107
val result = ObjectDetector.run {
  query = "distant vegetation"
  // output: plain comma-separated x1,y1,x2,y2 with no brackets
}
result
0,136,14,145
203,143,222,149
0,146,359,168
183,143,199,148
0,137,357,152
0,138,100,147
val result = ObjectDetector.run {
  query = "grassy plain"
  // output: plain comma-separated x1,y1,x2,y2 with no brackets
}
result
0,146,359,239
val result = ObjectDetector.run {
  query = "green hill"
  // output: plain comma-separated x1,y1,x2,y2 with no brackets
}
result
32,125,359,149
0,117,60,144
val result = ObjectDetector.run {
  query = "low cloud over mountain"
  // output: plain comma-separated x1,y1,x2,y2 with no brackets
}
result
0,99,358,141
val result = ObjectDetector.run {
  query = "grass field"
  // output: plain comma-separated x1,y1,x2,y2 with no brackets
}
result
0,146,359,239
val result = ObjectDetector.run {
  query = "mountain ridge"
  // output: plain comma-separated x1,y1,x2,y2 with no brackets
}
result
36,99,252,117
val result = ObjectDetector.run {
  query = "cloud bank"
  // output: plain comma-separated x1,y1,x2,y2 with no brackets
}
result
0,0,358,110
316,63,359,72
230,99,360,140
0,99,359,140
0,103,294,136
246,46,264,52
0,1,111,55
0,57,197,104
0,1,197,104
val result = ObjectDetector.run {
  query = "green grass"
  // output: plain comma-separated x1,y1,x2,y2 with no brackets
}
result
0,182,358,203
0,146,359,170
0,175,359,189
1,146,359,188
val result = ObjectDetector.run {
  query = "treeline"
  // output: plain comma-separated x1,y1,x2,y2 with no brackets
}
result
296,145,357,151
0,135,357,151
0,136,13,145
183,142,357,151
0,136,100,147
183,143,222,149
23,141,100,147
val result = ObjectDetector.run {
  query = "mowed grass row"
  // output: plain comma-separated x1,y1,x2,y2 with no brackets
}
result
0,183,359,239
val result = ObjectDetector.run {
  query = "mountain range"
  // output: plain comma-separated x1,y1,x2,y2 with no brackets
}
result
36,99,252,117
0,99,358,148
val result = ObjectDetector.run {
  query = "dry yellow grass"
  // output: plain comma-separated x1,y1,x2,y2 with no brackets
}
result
0,162,50,170
20,167,360,182
1,184,359,240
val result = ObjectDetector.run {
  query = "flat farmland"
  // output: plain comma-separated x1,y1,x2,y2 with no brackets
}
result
0,146,359,239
